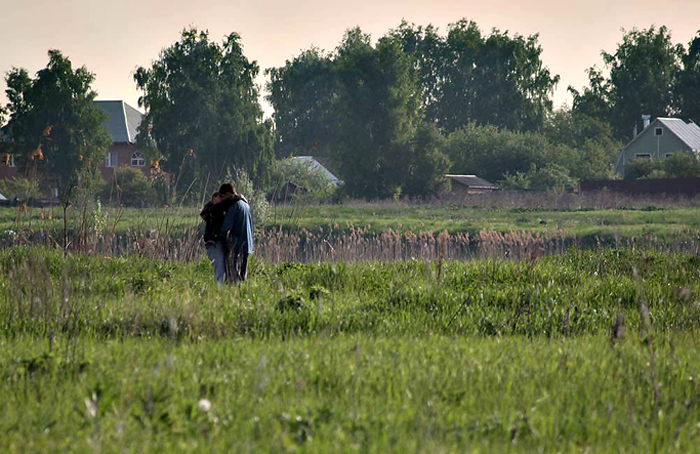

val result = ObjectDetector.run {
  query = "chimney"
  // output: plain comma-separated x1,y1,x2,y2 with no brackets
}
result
633,124,638,138
642,114,651,129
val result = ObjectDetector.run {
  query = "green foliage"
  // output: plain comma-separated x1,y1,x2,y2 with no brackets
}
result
663,152,700,177
389,20,560,132
624,158,659,180
2,50,112,197
571,26,684,140
624,153,700,180
543,109,621,180
101,167,157,207
444,122,578,186
265,48,339,158
403,122,451,197
224,167,269,227
134,28,274,193
332,28,421,198
500,163,576,191
0,177,42,200
269,158,337,202
1,248,700,452
677,32,700,123
266,19,560,198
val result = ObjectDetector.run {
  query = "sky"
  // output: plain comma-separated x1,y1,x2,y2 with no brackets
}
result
1,0,699,118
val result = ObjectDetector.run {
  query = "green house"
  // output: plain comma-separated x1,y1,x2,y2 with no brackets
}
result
614,117,700,174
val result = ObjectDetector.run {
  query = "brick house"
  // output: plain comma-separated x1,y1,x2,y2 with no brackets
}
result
95,100,149,179
0,100,149,181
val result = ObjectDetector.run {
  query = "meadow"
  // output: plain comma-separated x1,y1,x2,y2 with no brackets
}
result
2,247,700,452
2,195,700,262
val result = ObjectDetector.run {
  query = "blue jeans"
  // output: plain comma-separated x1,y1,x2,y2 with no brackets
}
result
206,242,227,283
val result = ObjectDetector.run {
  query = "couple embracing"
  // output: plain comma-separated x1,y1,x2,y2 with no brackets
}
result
200,183,254,283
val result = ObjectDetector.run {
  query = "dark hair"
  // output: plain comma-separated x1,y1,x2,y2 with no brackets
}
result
218,183,235,195
211,192,220,200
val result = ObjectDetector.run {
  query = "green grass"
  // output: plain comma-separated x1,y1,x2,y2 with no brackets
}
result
2,247,700,451
3,203,700,242
271,203,700,239
3,334,700,453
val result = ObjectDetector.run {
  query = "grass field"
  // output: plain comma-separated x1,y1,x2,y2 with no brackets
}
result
2,247,700,452
3,201,700,239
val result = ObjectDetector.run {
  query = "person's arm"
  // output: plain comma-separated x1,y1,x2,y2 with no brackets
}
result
200,202,213,220
218,203,240,238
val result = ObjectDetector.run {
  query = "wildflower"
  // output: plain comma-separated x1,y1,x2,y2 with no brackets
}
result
84,393,98,419
197,399,212,412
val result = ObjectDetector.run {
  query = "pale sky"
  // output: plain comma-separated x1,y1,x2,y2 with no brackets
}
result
1,0,699,118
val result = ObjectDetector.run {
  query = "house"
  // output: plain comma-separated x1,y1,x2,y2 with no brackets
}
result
95,100,149,179
446,174,498,194
614,116,700,174
0,100,148,181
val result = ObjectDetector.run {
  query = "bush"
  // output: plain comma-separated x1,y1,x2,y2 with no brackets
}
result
269,157,338,202
101,167,157,207
498,164,576,191
225,167,270,228
624,158,658,180
663,152,700,178
0,177,43,201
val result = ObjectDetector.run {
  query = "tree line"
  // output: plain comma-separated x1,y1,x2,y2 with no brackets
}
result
1,22,700,202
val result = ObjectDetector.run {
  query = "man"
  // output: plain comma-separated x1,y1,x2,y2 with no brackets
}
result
218,183,254,282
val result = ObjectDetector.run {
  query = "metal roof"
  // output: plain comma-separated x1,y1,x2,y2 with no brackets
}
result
656,118,700,151
94,100,143,143
445,174,497,188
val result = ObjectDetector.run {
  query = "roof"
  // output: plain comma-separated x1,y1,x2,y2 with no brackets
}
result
622,117,700,153
94,100,143,144
291,156,342,186
656,118,700,151
445,174,497,189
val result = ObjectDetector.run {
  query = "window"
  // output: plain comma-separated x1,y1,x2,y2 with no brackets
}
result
634,153,652,159
105,151,117,167
655,127,663,136
665,153,674,158
130,152,145,167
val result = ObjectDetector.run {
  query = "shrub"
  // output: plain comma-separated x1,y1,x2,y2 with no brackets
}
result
269,158,338,202
101,167,157,207
0,177,42,201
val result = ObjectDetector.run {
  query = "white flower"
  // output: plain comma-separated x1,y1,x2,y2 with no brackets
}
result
197,399,212,412
85,394,98,419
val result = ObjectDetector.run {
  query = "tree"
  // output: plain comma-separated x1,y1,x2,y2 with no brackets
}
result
676,32,700,124
265,48,339,158
573,26,682,140
543,108,621,180
403,122,450,196
2,50,112,197
389,20,560,132
134,28,274,196
471,29,559,132
568,66,613,123
444,122,578,184
333,28,421,198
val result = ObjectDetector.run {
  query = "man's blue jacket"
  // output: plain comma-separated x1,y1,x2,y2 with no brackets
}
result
219,199,254,254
